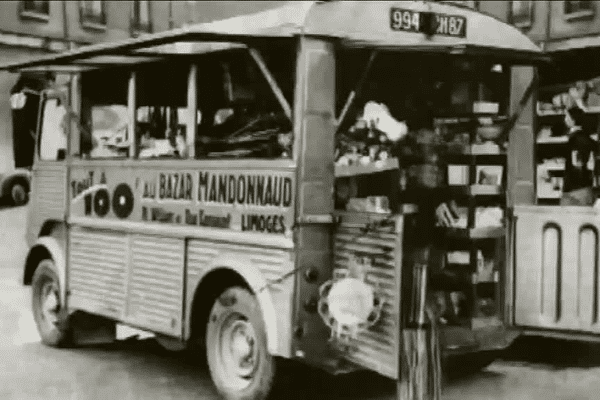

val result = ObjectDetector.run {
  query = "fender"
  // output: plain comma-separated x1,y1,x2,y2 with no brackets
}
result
33,236,67,305
188,254,280,355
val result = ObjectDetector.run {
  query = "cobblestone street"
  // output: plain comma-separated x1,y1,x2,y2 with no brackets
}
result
0,205,599,400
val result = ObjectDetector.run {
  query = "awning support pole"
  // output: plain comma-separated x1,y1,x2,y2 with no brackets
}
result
335,50,378,132
248,47,292,120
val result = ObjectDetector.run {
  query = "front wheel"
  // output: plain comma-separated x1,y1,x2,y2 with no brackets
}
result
206,286,277,400
31,259,71,347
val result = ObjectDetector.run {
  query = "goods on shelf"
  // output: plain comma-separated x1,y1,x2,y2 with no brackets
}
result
332,90,507,330
536,79,600,203
335,101,407,170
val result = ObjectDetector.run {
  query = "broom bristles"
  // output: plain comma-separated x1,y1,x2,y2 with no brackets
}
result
400,259,442,400
401,321,442,399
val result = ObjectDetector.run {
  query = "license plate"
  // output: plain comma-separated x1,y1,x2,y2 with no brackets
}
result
390,8,467,38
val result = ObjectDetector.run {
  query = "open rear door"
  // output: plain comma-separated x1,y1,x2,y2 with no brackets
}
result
511,206,600,339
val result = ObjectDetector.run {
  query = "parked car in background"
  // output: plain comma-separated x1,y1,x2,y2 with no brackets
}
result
0,168,30,206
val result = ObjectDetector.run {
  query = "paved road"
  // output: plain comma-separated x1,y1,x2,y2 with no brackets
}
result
2,205,600,399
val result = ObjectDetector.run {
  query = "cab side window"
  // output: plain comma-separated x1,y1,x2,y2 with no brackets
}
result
39,97,68,161
195,49,293,159
80,68,130,159
136,62,189,159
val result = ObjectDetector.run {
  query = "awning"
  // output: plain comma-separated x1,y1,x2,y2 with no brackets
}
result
0,1,547,73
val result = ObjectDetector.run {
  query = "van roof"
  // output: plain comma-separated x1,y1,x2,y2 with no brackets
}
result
0,1,547,73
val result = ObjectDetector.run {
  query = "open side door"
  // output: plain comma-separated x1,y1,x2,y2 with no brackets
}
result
511,206,600,339
507,68,600,340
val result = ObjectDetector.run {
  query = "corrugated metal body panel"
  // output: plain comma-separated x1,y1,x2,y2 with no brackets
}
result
514,206,600,333
68,229,128,320
186,240,295,357
29,166,67,237
332,218,402,379
127,235,185,336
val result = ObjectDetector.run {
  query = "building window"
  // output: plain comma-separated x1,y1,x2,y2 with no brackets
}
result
510,1,534,28
131,0,152,35
20,0,50,21
564,1,594,19
80,1,107,28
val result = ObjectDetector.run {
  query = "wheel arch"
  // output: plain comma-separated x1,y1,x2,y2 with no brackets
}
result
23,236,67,304
186,257,280,355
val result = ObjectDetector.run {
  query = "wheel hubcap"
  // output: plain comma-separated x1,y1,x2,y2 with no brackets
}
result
219,316,259,390
40,281,59,328
12,185,26,204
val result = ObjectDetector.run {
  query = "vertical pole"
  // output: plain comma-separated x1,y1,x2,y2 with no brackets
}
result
168,0,175,30
186,64,197,159
69,74,80,157
128,72,137,158
62,0,69,45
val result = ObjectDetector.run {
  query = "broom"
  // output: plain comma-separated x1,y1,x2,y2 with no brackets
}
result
399,253,443,400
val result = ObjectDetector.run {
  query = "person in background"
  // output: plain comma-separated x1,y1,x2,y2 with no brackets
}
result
399,109,462,323
561,106,598,206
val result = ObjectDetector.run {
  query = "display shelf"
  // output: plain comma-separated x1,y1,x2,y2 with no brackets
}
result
537,106,600,117
471,316,503,330
538,165,565,172
444,226,504,240
435,115,508,125
334,157,399,178
446,153,506,165
472,271,499,284
537,134,598,144
537,192,562,200
449,185,503,197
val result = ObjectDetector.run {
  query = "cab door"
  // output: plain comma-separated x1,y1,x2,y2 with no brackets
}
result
27,90,70,246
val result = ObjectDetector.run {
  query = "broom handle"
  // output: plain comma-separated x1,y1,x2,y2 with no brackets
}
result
418,263,428,326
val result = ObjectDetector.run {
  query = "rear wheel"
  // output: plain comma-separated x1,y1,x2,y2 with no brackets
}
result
31,259,71,347
206,286,277,400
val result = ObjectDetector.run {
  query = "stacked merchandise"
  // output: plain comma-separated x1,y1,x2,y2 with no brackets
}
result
200,110,292,159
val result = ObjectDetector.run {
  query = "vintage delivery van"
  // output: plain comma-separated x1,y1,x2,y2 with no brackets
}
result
0,1,552,399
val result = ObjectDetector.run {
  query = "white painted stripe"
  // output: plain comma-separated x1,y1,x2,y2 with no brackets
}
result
71,184,108,204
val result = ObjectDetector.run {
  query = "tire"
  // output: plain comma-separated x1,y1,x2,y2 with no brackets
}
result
206,286,277,400
31,259,71,347
10,181,28,206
